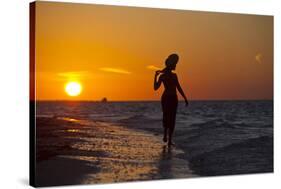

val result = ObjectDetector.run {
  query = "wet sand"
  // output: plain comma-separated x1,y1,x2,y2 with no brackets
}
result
35,117,196,187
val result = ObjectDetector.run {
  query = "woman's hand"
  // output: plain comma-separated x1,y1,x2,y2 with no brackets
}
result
155,70,161,76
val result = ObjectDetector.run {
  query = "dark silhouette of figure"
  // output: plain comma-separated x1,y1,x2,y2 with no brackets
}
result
154,53,188,146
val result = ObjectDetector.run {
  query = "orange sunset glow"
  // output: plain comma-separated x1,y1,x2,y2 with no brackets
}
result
35,2,273,101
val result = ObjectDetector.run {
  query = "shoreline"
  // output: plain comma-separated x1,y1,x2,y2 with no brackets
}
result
35,117,196,186
35,113,273,186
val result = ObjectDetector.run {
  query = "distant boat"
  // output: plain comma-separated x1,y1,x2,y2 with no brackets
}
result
101,97,108,103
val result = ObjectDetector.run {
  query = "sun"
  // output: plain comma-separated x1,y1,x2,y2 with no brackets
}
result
65,82,82,96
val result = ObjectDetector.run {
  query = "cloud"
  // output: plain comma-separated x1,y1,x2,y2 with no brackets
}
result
57,71,89,77
57,71,90,81
99,67,131,74
146,65,162,71
255,53,263,64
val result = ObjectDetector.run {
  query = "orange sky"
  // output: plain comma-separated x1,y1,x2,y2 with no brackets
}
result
34,1,273,101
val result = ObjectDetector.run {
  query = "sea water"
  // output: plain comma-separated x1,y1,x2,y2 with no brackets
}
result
36,100,273,176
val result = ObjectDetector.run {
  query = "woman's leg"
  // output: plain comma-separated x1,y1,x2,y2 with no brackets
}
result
168,111,176,145
161,96,168,142
168,97,178,146
163,127,168,142
162,111,168,142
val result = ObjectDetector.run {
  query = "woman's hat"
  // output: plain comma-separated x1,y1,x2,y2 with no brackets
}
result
165,53,179,67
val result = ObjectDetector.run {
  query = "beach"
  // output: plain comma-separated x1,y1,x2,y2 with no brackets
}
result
35,100,273,186
36,117,195,186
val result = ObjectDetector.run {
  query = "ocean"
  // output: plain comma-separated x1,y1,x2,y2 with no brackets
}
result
36,100,273,176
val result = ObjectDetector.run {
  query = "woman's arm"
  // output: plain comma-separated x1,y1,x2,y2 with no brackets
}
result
154,71,162,90
175,74,189,106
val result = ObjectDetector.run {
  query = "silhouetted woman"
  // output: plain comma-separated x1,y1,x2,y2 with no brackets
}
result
154,53,188,146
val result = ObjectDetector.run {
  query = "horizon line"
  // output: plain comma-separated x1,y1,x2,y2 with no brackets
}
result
33,99,273,102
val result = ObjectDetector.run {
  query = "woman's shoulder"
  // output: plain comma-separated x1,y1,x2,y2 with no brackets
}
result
161,73,177,81
172,72,178,78
161,72,177,76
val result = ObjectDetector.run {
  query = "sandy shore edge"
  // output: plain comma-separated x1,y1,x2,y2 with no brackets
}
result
35,117,195,186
